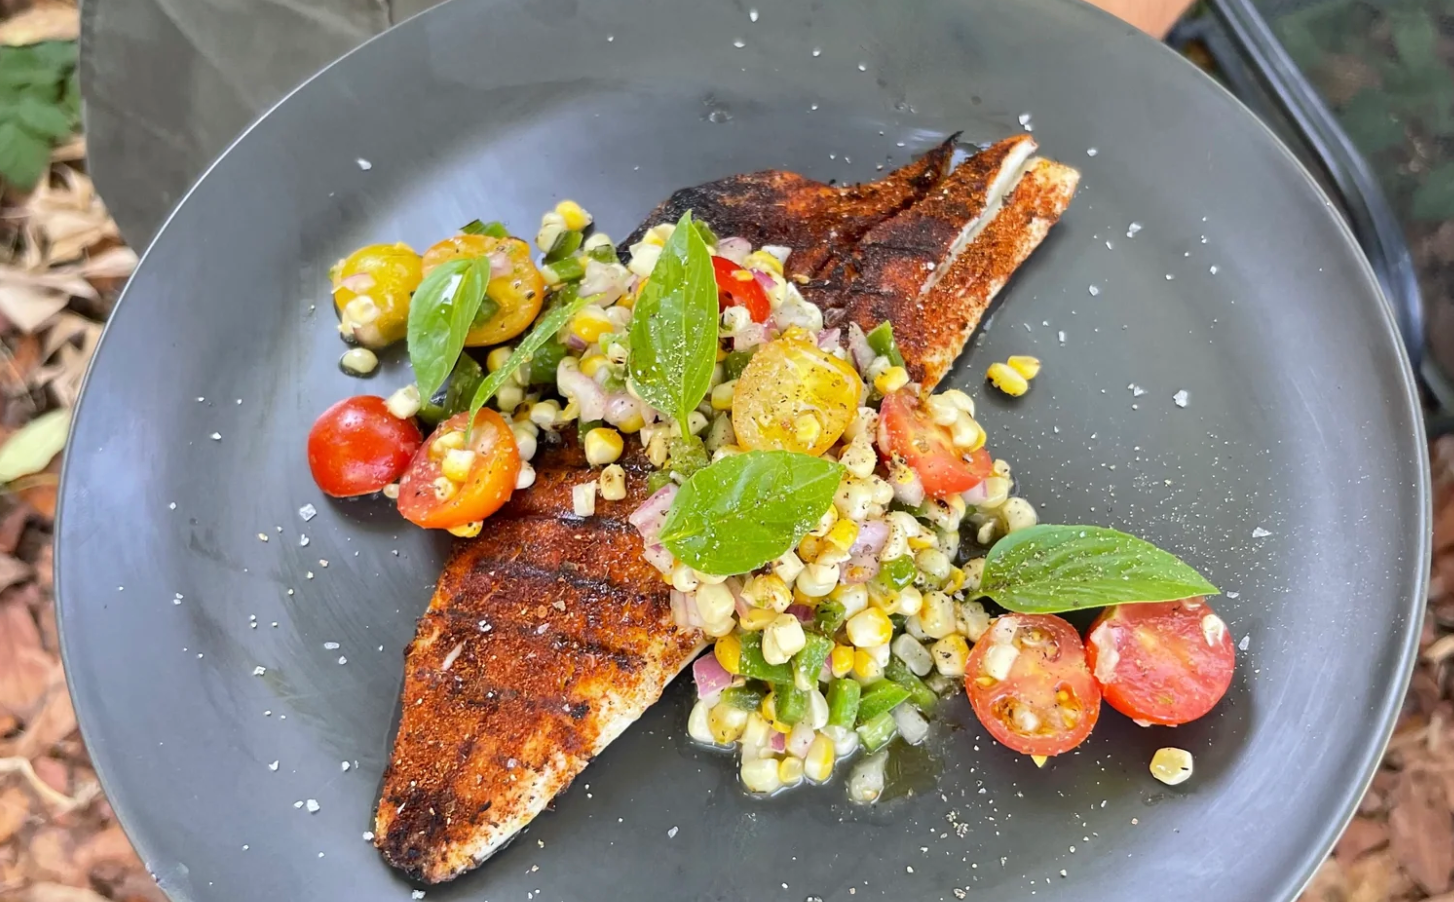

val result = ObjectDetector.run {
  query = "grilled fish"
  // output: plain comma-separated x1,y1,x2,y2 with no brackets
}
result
375,136,1078,883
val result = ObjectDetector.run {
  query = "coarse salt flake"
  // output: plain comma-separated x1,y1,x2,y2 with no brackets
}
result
299,504,317,521
1173,389,1189,408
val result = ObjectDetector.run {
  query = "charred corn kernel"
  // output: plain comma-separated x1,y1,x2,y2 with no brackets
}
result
931,634,970,678
805,734,836,782
572,482,597,517
486,346,513,372
1001,496,1038,533
773,551,805,587
853,648,884,682
385,385,422,419
646,433,669,467
536,211,566,253
740,608,778,631
873,365,910,395
830,644,856,678
711,380,737,410
554,199,592,232
447,520,483,538
979,476,1011,510
778,756,805,786
834,583,869,618
583,427,624,466
744,249,784,275
796,562,840,598
915,548,952,584
846,607,893,648
599,463,627,501
431,476,457,501
714,634,743,675
1007,355,1041,380
579,354,610,379
763,614,807,665
918,591,957,639
839,440,876,480
741,757,782,794
950,414,986,450
709,703,749,744
944,567,967,594
743,573,792,612
1150,747,1194,786
441,449,477,483
798,533,824,563
926,394,960,426
834,479,874,521
515,463,536,490
570,306,614,345
987,361,1029,397
1031,755,1049,768
825,519,860,553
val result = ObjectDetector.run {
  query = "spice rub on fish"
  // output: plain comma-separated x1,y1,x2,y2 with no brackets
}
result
375,135,1078,884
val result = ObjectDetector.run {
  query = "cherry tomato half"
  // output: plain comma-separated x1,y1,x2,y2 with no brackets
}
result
307,396,422,498
421,234,546,346
1085,598,1235,726
397,409,520,530
965,613,1101,757
878,391,994,498
712,255,771,322
732,328,864,456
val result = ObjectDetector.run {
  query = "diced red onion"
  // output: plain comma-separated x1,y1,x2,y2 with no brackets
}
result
338,272,375,293
629,484,678,539
580,259,628,303
816,328,841,352
893,703,930,746
693,654,734,702
557,360,606,420
671,589,705,628
786,604,815,624
605,392,647,428
728,578,751,617
641,542,674,574
565,334,588,351
962,481,990,507
850,520,890,557
488,251,512,278
734,322,769,351
787,722,816,758
769,731,786,753
752,270,778,298
716,236,752,264
893,470,925,507
841,555,880,584
818,660,832,683
847,323,875,373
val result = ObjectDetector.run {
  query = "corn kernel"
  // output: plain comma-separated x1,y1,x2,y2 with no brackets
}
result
793,414,822,447
715,634,743,675
1007,355,1041,380
778,756,805,786
510,424,537,462
944,567,967,594
554,199,593,232
763,614,807,665
825,518,860,553
579,354,610,379
1001,496,1038,533
873,365,910,395
687,410,709,435
926,394,960,426
742,573,792,612
599,463,627,501
515,463,536,490
846,607,893,648
852,648,884,682
670,563,699,593
496,384,524,412
897,586,924,616
572,482,597,517
931,634,970,678
536,211,566,253
950,414,985,450
616,410,645,434
742,757,782,794
570,306,614,345
796,562,840,598
772,551,805,587
385,385,422,419
740,608,778,631
744,249,784,275
709,703,749,744
805,734,836,783
688,699,715,744
1150,747,1194,786
979,476,1011,510
987,361,1029,397
441,449,476,483
644,223,675,246
584,427,624,466
485,345,513,372
711,380,737,410
446,520,483,538
433,431,467,458
431,476,457,501
918,591,957,639
830,644,855,678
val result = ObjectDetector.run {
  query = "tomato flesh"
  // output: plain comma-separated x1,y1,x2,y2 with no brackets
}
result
397,409,520,529
1085,598,1235,726
421,234,546,346
712,256,771,322
964,613,1101,757
731,328,863,456
878,391,994,498
307,396,422,498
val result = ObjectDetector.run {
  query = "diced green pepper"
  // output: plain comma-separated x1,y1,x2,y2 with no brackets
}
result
692,219,719,249
587,242,617,263
826,678,862,729
866,322,906,368
470,296,501,327
877,555,917,590
417,400,448,426
737,632,794,683
461,219,509,238
856,710,899,753
718,684,766,711
543,255,586,283
545,229,583,263
773,683,808,725
668,434,709,478
442,353,485,418
812,600,847,639
885,658,937,714
527,340,568,385
722,349,757,381
792,632,833,691
856,679,911,725
647,470,675,493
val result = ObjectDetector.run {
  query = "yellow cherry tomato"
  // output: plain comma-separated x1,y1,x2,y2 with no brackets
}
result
732,328,864,456
332,243,423,347
421,234,546,346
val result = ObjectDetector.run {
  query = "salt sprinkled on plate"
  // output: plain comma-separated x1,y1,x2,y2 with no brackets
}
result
1126,222,1142,237
342,761,351,772
1018,112,1033,131
732,38,745,48
305,799,320,813
1239,635,1250,651
1088,285,1099,296
1058,331,1066,344
338,656,348,665
1251,526,1271,538
858,62,868,71
667,826,679,838
299,504,317,521
252,666,266,676
812,47,822,56
1172,389,1189,407
1086,147,1098,156
362,831,374,841
324,641,340,650
293,801,303,809
749,7,758,20
1226,591,1240,598
1209,265,1219,275
356,158,372,170
300,535,310,547
210,432,222,441
412,892,426,900
257,533,268,542
268,760,278,771
168,502,176,510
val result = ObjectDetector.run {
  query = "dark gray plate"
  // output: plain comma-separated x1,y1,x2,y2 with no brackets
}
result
57,0,1428,900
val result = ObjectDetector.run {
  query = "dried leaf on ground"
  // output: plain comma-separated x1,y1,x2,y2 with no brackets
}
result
0,597,51,719
6,683,75,761
0,784,29,844
0,3,77,45
0,408,68,484
1336,816,1390,862
1389,767,1454,894
15,167,118,269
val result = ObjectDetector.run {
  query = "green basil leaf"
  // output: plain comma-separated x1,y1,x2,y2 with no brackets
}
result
467,285,596,419
442,352,485,418
407,257,488,399
628,211,718,426
978,524,1219,615
660,451,843,576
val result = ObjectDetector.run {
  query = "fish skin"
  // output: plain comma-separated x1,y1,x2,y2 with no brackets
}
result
375,136,1078,883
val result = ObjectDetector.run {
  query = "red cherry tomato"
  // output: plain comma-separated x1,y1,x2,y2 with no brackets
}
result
1085,598,1235,726
307,396,422,498
712,256,771,322
964,613,1101,757
877,391,994,499
396,409,520,530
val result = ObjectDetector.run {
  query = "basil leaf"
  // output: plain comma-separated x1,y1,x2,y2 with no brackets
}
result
628,211,718,426
660,451,843,576
467,285,596,419
407,257,488,399
978,525,1219,615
